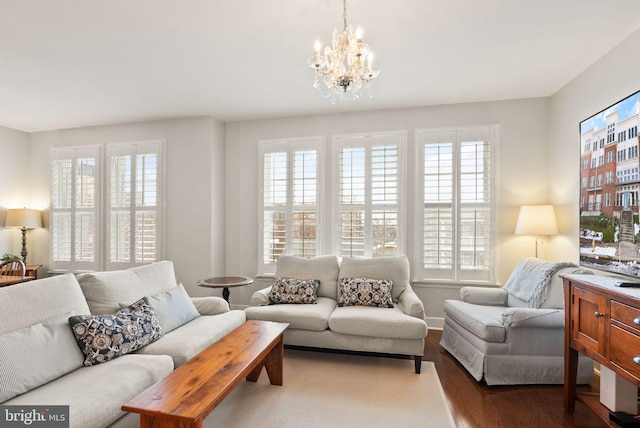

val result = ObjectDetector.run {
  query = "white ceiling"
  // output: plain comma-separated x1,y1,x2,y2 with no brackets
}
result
2,0,640,132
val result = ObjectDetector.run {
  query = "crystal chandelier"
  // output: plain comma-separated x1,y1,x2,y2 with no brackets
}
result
308,0,380,103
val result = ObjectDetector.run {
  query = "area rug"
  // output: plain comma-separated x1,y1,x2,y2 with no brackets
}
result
203,349,456,428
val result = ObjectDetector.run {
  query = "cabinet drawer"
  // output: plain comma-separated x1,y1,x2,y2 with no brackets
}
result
611,300,640,333
610,324,640,382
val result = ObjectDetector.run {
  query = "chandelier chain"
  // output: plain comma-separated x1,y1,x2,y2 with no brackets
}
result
343,0,347,31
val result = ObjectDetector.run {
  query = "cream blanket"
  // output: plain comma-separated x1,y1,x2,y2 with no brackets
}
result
503,258,577,308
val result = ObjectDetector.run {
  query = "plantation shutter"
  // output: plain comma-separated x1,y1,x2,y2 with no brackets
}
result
50,146,101,272
336,132,405,257
418,127,495,282
259,137,321,274
106,141,164,270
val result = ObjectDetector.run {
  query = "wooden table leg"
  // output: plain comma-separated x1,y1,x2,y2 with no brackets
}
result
564,347,578,411
264,334,284,386
245,334,284,385
140,414,202,428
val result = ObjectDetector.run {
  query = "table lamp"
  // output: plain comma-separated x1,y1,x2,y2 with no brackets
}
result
5,208,42,264
514,205,558,258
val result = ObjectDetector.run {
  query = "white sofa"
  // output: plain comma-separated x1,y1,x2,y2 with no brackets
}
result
440,257,594,385
0,261,246,428
245,255,429,373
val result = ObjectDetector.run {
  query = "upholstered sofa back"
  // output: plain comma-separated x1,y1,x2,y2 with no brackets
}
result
76,260,178,314
0,273,90,333
339,256,410,301
275,255,340,300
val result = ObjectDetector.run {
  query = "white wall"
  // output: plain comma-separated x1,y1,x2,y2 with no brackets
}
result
224,98,553,322
27,116,226,297
0,126,31,256
549,28,640,262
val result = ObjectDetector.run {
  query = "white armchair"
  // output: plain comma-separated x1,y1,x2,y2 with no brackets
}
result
440,258,594,385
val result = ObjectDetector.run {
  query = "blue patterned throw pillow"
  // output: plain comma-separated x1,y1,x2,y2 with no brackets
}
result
269,277,321,304
68,297,163,366
338,278,394,308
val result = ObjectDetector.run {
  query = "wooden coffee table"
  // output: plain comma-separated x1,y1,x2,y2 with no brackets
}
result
122,320,289,428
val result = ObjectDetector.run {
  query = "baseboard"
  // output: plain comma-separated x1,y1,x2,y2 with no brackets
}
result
426,317,444,330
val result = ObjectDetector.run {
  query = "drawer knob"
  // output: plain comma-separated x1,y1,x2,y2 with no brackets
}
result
634,356,640,366
635,317,640,326
594,311,604,318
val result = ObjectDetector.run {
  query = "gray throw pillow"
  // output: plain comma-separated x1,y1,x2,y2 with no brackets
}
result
121,283,200,333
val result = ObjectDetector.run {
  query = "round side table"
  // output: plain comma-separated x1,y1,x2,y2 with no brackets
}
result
196,276,253,304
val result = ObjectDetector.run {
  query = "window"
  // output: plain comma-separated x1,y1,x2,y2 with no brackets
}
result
50,140,165,272
258,137,323,274
50,146,101,272
106,141,165,270
415,126,497,283
334,132,406,257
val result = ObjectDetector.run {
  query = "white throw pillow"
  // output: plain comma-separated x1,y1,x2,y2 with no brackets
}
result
120,283,200,334
0,314,85,402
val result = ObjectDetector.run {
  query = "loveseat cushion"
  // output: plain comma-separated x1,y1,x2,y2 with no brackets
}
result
134,310,246,367
245,297,336,331
443,300,506,342
3,354,173,428
338,255,409,301
328,305,428,339
275,255,340,300
0,313,85,402
77,260,178,314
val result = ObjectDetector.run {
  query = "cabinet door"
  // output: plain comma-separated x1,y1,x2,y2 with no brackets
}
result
571,286,607,357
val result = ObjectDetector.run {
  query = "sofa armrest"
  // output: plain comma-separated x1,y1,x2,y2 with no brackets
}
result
190,297,229,315
501,307,564,328
460,287,508,306
250,286,272,306
398,287,425,320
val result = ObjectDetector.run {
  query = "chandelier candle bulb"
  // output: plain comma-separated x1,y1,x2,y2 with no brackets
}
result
368,53,373,73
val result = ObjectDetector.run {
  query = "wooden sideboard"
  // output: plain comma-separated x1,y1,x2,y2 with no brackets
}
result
563,274,640,425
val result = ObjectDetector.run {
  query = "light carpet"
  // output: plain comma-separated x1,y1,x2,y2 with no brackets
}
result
203,349,456,428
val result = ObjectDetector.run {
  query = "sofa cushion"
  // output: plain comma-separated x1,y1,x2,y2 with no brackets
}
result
338,255,409,301
134,310,246,367
245,297,337,331
69,297,163,366
328,305,428,339
120,283,200,333
443,299,506,342
275,255,340,300
269,277,321,304
3,354,173,427
77,260,178,314
0,313,85,402
337,278,394,308
0,274,90,334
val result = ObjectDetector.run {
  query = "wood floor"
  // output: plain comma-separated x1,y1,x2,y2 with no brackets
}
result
424,330,607,428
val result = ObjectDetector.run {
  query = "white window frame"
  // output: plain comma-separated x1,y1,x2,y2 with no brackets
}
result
332,131,407,257
258,136,324,275
50,140,165,273
414,125,498,284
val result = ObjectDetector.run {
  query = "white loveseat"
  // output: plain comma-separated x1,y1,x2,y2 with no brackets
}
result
0,261,246,428
440,257,594,385
245,255,428,373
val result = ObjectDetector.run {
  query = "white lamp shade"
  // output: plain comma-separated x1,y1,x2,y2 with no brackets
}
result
5,208,42,229
514,205,558,236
